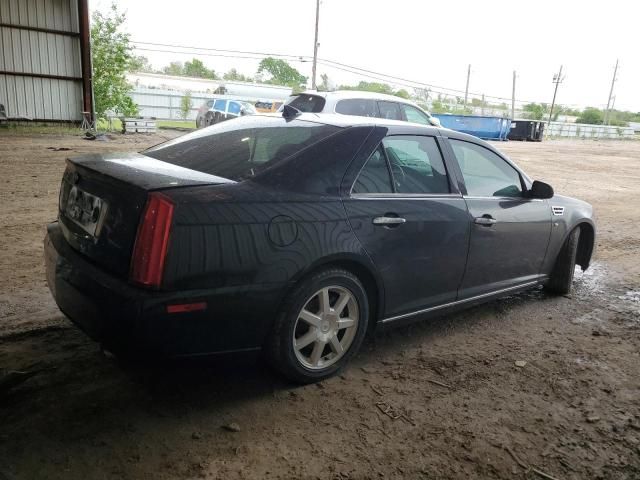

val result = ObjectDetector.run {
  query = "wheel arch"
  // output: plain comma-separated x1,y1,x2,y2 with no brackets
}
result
575,221,595,271
285,254,385,332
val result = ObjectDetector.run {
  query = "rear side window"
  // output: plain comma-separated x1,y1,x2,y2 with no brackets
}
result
144,117,340,181
228,101,241,115
383,136,449,194
336,99,378,117
449,139,523,197
377,101,402,120
213,99,227,111
352,147,393,194
400,104,430,125
287,94,326,112
206,100,214,108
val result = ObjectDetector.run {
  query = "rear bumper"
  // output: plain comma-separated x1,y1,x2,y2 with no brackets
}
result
44,222,285,356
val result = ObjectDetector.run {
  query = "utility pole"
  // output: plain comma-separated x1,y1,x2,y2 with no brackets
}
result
603,59,619,126
548,65,564,127
463,64,471,109
311,0,320,90
511,70,516,119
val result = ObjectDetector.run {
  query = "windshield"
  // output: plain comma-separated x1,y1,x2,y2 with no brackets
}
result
144,116,340,181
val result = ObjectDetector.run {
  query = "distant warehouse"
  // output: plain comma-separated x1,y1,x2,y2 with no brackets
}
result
0,0,93,122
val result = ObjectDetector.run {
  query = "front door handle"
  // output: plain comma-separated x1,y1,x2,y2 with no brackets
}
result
373,216,406,226
474,215,497,226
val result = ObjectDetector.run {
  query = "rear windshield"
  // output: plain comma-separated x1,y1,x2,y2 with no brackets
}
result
286,94,326,113
144,116,340,181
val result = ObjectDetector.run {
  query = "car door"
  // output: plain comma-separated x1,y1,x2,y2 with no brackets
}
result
446,138,552,298
213,99,227,123
343,135,469,320
228,101,241,119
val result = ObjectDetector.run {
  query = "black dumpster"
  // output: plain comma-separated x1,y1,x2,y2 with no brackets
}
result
532,121,544,141
508,120,544,141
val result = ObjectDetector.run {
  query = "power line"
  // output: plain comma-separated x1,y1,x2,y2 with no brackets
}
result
130,39,572,107
131,40,304,61
132,46,271,61
131,39,516,100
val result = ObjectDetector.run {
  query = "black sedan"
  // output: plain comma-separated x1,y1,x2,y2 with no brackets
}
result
44,111,595,383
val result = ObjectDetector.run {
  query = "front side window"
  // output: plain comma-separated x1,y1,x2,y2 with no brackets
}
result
377,101,402,120
400,104,430,125
383,136,449,194
335,99,378,117
352,146,393,194
449,139,522,197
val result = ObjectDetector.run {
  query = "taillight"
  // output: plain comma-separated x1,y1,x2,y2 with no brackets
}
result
130,193,174,288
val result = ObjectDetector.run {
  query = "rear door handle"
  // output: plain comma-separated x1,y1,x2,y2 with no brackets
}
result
474,215,497,226
373,216,406,226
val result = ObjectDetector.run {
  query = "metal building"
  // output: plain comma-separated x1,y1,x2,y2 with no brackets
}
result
0,0,92,122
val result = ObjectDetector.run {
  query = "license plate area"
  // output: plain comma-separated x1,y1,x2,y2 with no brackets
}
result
64,185,108,237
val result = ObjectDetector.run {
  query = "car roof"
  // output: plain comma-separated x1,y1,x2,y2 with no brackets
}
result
293,90,428,108
256,112,447,133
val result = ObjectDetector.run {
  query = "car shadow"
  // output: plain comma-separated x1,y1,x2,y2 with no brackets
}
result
114,285,553,402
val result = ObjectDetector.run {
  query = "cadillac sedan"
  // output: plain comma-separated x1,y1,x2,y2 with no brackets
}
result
44,109,595,383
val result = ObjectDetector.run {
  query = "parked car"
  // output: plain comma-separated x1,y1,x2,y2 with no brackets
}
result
255,101,283,113
281,90,441,127
196,99,256,127
45,112,595,383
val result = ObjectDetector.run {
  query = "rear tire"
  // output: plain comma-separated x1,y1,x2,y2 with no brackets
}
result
266,268,369,384
545,227,581,295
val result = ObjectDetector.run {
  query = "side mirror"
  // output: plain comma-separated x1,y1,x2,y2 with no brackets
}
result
529,180,554,199
429,117,441,127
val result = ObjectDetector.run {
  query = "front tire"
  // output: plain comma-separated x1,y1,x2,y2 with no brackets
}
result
266,268,369,383
545,227,581,295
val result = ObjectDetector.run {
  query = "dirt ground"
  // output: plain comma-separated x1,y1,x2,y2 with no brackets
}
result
0,130,639,480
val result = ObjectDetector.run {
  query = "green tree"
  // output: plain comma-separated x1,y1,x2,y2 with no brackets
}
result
91,3,137,119
184,58,217,79
163,61,184,76
338,81,409,99
130,55,154,73
576,107,604,125
223,68,252,82
179,91,192,120
522,103,546,120
257,57,307,90
318,73,331,91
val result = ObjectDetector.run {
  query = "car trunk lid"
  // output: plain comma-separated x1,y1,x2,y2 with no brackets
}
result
58,152,233,279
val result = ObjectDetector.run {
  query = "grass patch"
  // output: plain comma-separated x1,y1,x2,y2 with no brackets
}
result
0,122,80,136
157,120,196,130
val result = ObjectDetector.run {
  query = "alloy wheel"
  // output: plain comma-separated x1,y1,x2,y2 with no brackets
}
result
292,286,359,370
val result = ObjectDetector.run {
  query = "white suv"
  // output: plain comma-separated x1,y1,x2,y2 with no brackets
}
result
281,91,441,127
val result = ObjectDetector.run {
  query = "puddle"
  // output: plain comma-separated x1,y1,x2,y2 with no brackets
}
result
573,262,608,297
572,309,608,327
618,291,640,303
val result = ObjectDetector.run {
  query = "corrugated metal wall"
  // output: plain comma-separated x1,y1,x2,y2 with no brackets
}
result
0,0,83,121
